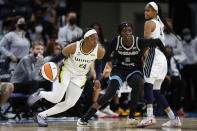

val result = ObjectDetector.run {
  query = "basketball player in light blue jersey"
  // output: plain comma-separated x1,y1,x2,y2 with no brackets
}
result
27,29,105,127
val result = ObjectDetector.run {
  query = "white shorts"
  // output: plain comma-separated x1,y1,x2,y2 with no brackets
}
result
144,48,167,90
58,67,87,89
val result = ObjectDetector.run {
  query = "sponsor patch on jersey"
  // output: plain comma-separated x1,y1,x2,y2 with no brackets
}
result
90,54,95,56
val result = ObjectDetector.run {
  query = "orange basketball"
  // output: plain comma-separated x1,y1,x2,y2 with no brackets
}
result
40,62,60,82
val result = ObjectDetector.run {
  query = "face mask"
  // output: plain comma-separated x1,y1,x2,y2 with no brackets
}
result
183,35,191,42
35,25,43,33
18,23,27,30
69,17,77,25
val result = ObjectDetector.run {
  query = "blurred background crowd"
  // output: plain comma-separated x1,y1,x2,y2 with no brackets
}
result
0,0,197,120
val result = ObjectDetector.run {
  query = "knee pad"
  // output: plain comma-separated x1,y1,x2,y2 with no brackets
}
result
97,79,119,105
144,83,154,104
153,90,169,109
127,74,143,88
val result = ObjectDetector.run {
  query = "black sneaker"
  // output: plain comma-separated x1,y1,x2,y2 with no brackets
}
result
77,118,89,126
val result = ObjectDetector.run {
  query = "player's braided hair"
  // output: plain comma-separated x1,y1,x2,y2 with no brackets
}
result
118,22,133,35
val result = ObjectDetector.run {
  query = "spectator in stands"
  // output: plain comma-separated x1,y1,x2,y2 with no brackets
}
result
30,7,55,39
181,28,197,111
44,42,62,62
161,46,186,116
11,42,44,94
164,18,186,63
0,16,31,72
42,0,57,25
31,23,50,47
14,0,33,23
56,11,83,47
90,23,106,48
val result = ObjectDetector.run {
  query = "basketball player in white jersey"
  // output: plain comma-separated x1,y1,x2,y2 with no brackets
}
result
27,29,105,127
138,2,181,128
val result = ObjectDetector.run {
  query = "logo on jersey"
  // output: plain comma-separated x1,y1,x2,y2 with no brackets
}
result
75,57,94,63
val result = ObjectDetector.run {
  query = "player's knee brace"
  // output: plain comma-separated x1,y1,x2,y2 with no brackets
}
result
144,83,154,104
153,90,169,109
127,74,143,89
97,79,119,105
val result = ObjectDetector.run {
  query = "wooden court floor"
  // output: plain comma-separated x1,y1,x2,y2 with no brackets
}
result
0,117,197,131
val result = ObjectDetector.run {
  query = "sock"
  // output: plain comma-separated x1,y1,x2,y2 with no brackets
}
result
82,107,97,122
167,110,175,120
147,107,153,117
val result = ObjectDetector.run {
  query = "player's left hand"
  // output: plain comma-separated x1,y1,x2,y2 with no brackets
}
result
94,80,101,90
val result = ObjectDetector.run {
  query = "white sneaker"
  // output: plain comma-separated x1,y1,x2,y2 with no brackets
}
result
162,117,181,128
95,110,108,118
126,117,139,125
102,106,119,118
138,116,156,127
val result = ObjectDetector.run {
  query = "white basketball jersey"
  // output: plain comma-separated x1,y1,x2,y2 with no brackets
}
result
64,40,98,75
150,19,165,46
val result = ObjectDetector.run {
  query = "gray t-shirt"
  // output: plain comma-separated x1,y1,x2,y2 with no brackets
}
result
0,31,30,59
11,54,43,83
56,24,83,47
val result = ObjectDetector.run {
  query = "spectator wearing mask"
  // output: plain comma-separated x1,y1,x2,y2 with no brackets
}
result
56,11,83,47
0,16,31,71
181,28,197,111
164,18,186,63
11,42,44,94
31,23,50,47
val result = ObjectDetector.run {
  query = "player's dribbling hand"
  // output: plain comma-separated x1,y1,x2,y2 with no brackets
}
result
94,80,101,90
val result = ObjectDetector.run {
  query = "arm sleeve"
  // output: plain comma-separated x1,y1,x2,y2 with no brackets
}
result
138,38,162,49
101,38,116,72
95,59,102,80
138,38,167,56
49,52,66,63
0,33,14,58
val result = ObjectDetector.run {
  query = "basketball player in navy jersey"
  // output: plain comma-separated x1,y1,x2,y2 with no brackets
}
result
77,22,166,126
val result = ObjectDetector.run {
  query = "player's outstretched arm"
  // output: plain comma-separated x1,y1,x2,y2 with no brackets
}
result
50,43,76,63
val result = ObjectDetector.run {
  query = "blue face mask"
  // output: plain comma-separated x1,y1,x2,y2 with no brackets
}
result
183,35,191,42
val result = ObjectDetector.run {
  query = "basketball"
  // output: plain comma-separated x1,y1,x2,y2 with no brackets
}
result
40,62,60,82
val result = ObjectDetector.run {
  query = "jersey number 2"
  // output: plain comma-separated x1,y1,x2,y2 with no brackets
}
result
79,64,87,69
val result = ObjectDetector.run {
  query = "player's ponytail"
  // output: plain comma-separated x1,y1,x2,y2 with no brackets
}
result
157,4,181,40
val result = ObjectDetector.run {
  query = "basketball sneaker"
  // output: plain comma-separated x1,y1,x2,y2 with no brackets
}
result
33,114,48,127
77,118,89,126
126,117,139,125
95,110,108,118
102,106,119,118
162,117,181,128
137,116,156,127
27,88,44,106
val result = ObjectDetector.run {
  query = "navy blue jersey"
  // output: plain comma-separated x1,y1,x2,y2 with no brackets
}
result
102,35,164,72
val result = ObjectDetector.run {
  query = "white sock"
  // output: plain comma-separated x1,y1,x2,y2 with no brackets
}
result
167,110,175,120
147,107,153,117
